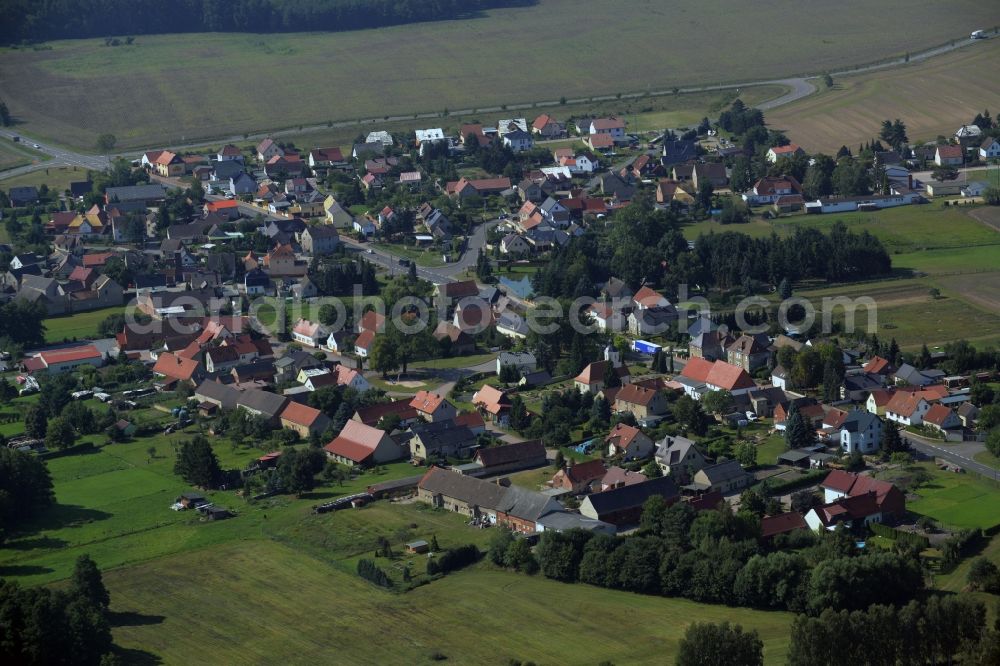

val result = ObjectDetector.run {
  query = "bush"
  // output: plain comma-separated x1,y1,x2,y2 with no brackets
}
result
436,544,481,574
869,522,929,549
357,558,392,588
967,557,1000,593
767,470,826,494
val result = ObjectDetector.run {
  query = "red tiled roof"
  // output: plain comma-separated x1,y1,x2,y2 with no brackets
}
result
923,403,954,427
38,345,101,366
324,420,386,463
354,399,419,426
279,401,326,428
605,423,646,453
937,145,963,158
633,285,666,308
410,390,448,415
885,391,926,417
591,117,625,131
760,512,808,538
864,356,891,374
454,411,485,430
355,329,375,351
615,383,659,407
770,143,801,155
681,358,755,391
152,352,200,381
359,311,386,333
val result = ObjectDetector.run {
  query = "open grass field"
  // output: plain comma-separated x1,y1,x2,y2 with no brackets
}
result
2,0,997,150
106,540,794,665
889,463,1000,531
0,164,90,192
767,38,1000,153
44,305,124,343
0,140,50,172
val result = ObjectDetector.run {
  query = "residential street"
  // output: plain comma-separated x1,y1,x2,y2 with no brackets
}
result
903,431,999,482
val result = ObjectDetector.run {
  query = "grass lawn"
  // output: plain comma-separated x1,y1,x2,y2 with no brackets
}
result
106,540,794,665
506,465,558,491
880,462,1000,531
0,140,50,171
767,38,1000,152
44,306,124,343
0,164,88,192
3,1,997,149
409,352,496,371
757,433,788,466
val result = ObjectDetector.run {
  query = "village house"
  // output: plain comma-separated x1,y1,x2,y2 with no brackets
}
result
410,390,458,422
465,439,547,477
605,422,655,460
300,225,340,255
884,391,932,426
325,419,404,466
839,410,883,454
579,476,679,527
496,351,537,376
353,399,420,428
935,144,964,166
741,175,802,206
600,466,647,492
574,359,630,394
550,459,607,494
278,401,331,438
676,357,756,399
291,319,328,348
472,384,512,425
613,383,669,420
726,333,771,372
655,435,707,478
532,114,566,139
236,390,288,424
980,137,1000,160
922,403,962,438
409,420,478,463
687,460,753,494
766,144,804,163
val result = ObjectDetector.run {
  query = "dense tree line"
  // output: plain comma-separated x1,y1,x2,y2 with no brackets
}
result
676,622,763,666
357,558,392,588
0,300,47,349
532,201,891,300
788,596,996,666
532,499,925,614
427,544,480,576
0,448,54,542
0,555,115,664
2,0,533,43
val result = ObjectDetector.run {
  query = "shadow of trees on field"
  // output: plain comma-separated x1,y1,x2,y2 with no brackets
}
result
29,504,112,532
109,610,166,628
0,564,54,577
109,646,163,665
3,535,68,550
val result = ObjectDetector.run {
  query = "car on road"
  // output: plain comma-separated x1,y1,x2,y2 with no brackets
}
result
32,143,40,149
366,248,374,254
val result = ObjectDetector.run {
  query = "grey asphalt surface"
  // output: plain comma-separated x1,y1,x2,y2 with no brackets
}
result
903,432,1000,482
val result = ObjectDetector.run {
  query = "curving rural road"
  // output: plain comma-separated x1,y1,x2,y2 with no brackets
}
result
0,33,988,181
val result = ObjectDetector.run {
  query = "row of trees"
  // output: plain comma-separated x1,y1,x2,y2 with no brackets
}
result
788,597,996,666
0,448,54,543
532,200,891,302
532,499,926,614
3,0,530,42
0,555,116,664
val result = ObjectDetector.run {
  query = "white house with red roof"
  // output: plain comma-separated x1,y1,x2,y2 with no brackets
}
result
677,357,756,399
23,345,104,375
324,420,403,466
766,144,805,163
605,423,654,460
291,319,328,348
354,329,376,357
922,404,961,437
589,118,626,139
632,285,669,311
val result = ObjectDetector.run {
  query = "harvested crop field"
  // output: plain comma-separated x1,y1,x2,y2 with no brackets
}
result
2,0,998,149
767,38,1000,153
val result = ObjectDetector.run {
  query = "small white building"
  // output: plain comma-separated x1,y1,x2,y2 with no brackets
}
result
497,351,537,375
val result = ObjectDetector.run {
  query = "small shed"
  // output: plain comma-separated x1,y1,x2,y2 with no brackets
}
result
406,540,430,554
177,492,208,509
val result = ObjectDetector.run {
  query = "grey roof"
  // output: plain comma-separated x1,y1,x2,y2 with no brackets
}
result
236,389,288,417
476,440,546,468
534,511,616,534
776,449,813,463
655,435,701,466
418,467,508,508
105,183,166,202
698,460,750,485
411,420,476,452
304,224,340,239
633,305,677,327
195,380,241,410
841,410,880,433
495,485,563,523
583,476,679,515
